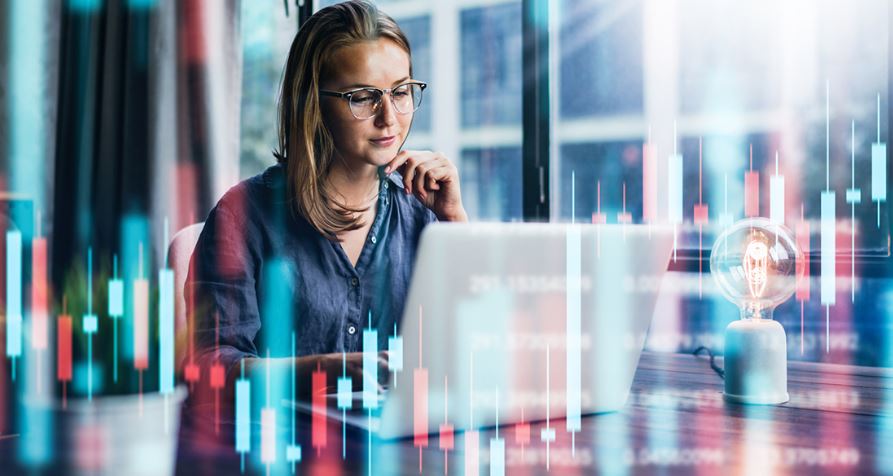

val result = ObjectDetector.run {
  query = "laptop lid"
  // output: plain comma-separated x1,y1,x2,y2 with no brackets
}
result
377,222,674,439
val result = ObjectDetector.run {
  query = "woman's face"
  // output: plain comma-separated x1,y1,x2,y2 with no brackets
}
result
320,38,414,173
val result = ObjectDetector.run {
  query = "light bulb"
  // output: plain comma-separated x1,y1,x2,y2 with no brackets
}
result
710,217,803,405
710,218,801,320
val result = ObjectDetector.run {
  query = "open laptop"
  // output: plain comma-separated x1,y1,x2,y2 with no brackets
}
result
287,222,674,439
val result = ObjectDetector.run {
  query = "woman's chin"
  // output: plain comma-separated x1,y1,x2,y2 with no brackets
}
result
365,150,399,167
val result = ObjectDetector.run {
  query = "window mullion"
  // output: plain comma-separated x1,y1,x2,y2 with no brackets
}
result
522,0,551,222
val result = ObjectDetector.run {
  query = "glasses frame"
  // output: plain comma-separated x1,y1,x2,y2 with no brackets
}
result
319,81,428,120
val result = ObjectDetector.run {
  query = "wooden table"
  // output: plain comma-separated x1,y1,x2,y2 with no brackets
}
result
167,351,893,475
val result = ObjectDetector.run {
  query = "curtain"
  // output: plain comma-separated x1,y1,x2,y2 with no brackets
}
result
45,0,242,395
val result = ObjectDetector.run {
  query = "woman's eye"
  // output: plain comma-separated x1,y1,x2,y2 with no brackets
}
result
352,92,375,103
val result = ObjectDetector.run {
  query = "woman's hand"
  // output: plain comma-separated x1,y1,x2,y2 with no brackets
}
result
236,351,390,403
311,351,390,394
384,150,468,222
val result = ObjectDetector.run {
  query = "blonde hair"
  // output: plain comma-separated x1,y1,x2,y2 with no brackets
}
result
274,0,412,241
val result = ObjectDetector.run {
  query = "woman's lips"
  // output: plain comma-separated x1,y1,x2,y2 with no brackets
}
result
370,136,396,147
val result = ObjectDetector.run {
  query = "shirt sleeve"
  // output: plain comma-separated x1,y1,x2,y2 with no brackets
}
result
185,187,263,384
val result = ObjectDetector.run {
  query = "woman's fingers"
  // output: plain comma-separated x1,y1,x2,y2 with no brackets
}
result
428,162,453,183
401,155,424,195
345,359,366,391
375,351,389,372
424,163,455,197
386,150,418,193
416,157,456,200
387,151,457,200
384,150,410,175
341,352,390,392
414,162,433,200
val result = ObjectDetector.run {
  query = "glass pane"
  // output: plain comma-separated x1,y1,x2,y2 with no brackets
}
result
559,1,643,118
239,0,297,179
396,15,432,132
460,3,524,127
461,147,523,221
557,141,643,223
458,2,523,221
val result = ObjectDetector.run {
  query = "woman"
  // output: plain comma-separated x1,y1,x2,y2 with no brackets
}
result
186,0,466,399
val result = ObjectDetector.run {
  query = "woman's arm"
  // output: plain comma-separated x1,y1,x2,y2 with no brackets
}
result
229,351,390,403
188,193,392,405
186,187,265,404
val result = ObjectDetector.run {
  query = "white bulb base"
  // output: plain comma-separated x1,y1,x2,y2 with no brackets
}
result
723,318,789,405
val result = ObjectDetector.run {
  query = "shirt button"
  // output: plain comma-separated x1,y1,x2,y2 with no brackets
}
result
350,277,359,287
371,235,377,244
348,325,357,335
384,182,389,189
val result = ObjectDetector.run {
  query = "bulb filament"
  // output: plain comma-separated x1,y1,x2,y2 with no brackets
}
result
743,239,769,299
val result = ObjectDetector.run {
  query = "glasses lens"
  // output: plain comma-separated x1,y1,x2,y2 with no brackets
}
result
347,84,424,118
392,83,423,114
349,89,381,119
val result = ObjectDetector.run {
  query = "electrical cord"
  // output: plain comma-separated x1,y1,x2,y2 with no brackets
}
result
692,346,725,380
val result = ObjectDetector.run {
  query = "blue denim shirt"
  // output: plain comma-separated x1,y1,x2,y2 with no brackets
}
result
186,164,437,377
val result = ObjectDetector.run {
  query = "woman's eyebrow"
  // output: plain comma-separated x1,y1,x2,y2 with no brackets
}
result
341,77,411,89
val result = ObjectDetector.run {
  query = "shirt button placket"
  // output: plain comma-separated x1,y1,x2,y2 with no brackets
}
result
348,276,361,349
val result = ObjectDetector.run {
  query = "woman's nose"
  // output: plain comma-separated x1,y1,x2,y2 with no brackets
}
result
374,93,397,127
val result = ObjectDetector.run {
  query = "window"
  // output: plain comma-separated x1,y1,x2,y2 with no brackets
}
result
552,0,890,256
459,2,523,221
239,0,297,179
460,4,523,128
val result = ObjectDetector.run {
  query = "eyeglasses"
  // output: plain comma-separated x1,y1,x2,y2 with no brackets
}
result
319,81,427,120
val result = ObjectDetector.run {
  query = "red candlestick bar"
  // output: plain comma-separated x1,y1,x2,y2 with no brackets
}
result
57,311,73,408
311,366,327,455
744,172,760,217
413,368,429,449
32,238,48,350
744,145,760,217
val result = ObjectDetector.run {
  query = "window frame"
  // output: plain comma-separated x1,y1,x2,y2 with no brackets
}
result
521,0,550,221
